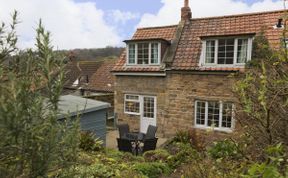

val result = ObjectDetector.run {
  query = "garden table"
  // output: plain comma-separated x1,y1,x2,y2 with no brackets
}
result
125,132,145,155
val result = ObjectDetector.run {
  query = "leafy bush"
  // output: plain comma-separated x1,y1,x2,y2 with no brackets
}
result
243,143,287,178
208,139,240,159
166,142,198,169
60,163,119,178
133,162,171,178
0,12,80,177
143,149,171,162
79,131,103,152
105,149,144,163
173,130,206,151
174,130,191,144
182,157,243,178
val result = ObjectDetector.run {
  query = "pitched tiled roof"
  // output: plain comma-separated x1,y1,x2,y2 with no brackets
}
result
172,10,286,71
84,59,116,92
132,25,178,41
64,59,115,92
113,10,287,72
64,61,102,88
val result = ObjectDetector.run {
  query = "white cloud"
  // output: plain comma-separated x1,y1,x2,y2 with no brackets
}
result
137,0,285,27
0,0,122,49
109,10,140,25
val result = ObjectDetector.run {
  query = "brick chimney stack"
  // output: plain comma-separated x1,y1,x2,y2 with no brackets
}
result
181,0,192,21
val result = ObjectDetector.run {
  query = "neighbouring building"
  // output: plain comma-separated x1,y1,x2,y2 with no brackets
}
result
64,59,116,118
112,0,286,136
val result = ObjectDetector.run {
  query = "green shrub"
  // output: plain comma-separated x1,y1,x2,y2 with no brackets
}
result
174,130,191,144
208,139,240,159
105,149,144,163
243,143,287,178
143,149,171,162
60,163,119,178
79,131,103,152
167,143,198,169
133,162,171,178
173,130,206,151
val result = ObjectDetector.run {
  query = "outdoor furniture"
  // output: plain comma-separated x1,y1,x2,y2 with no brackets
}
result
139,138,158,154
117,138,133,153
144,125,158,139
125,132,145,156
117,124,130,139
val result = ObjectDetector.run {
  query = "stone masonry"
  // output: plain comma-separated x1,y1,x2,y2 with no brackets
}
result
114,72,240,138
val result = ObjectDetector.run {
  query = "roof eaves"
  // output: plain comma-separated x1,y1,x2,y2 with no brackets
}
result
124,38,171,45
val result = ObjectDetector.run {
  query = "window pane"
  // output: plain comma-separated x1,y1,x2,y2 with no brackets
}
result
205,40,215,64
207,101,220,127
128,44,136,64
196,101,206,125
126,95,139,100
151,43,159,64
125,101,140,113
218,39,235,65
222,103,233,128
137,43,149,64
143,97,155,118
237,39,248,63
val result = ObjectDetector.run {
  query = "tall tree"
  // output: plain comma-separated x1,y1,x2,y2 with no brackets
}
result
234,28,288,148
0,12,80,177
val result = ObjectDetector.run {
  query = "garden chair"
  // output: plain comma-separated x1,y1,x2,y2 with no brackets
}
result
139,138,158,154
117,124,130,139
117,138,133,153
144,125,158,139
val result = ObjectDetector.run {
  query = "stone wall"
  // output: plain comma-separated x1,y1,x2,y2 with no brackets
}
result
114,76,167,133
114,72,241,137
163,72,239,136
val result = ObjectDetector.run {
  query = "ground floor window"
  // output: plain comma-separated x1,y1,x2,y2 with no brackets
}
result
195,100,234,131
124,94,156,118
124,94,140,115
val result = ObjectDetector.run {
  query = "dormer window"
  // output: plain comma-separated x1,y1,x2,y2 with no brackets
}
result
201,37,253,66
127,42,161,65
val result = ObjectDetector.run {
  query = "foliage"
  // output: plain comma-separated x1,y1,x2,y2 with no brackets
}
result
182,156,244,178
105,148,145,163
79,131,103,152
243,143,287,178
173,129,206,151
143,149,171,163
133,162,171,178
208,139,240,159
174,130,191,144
0,12,80,177
166,142,198,169
60,162,120,178
233,31,288,148
61,47,124,61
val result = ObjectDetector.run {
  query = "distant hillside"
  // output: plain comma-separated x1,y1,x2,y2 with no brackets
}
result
59,46,124,61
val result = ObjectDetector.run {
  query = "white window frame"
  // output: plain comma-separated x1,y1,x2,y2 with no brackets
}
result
126,42,161,66
124,94,141,115
194,100,235,132
200,37,253,67
124,94,157,119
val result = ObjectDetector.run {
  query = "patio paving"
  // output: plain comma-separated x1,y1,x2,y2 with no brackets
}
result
106,129,168,149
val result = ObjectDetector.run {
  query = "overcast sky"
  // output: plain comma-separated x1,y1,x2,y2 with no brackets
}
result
0,0,285,49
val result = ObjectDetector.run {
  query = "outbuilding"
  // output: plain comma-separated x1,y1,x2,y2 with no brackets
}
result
57,95,110,144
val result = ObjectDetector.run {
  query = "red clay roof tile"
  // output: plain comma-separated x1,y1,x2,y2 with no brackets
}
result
113,10,287,72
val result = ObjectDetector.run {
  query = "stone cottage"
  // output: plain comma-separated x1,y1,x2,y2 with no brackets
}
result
112,0,286,136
